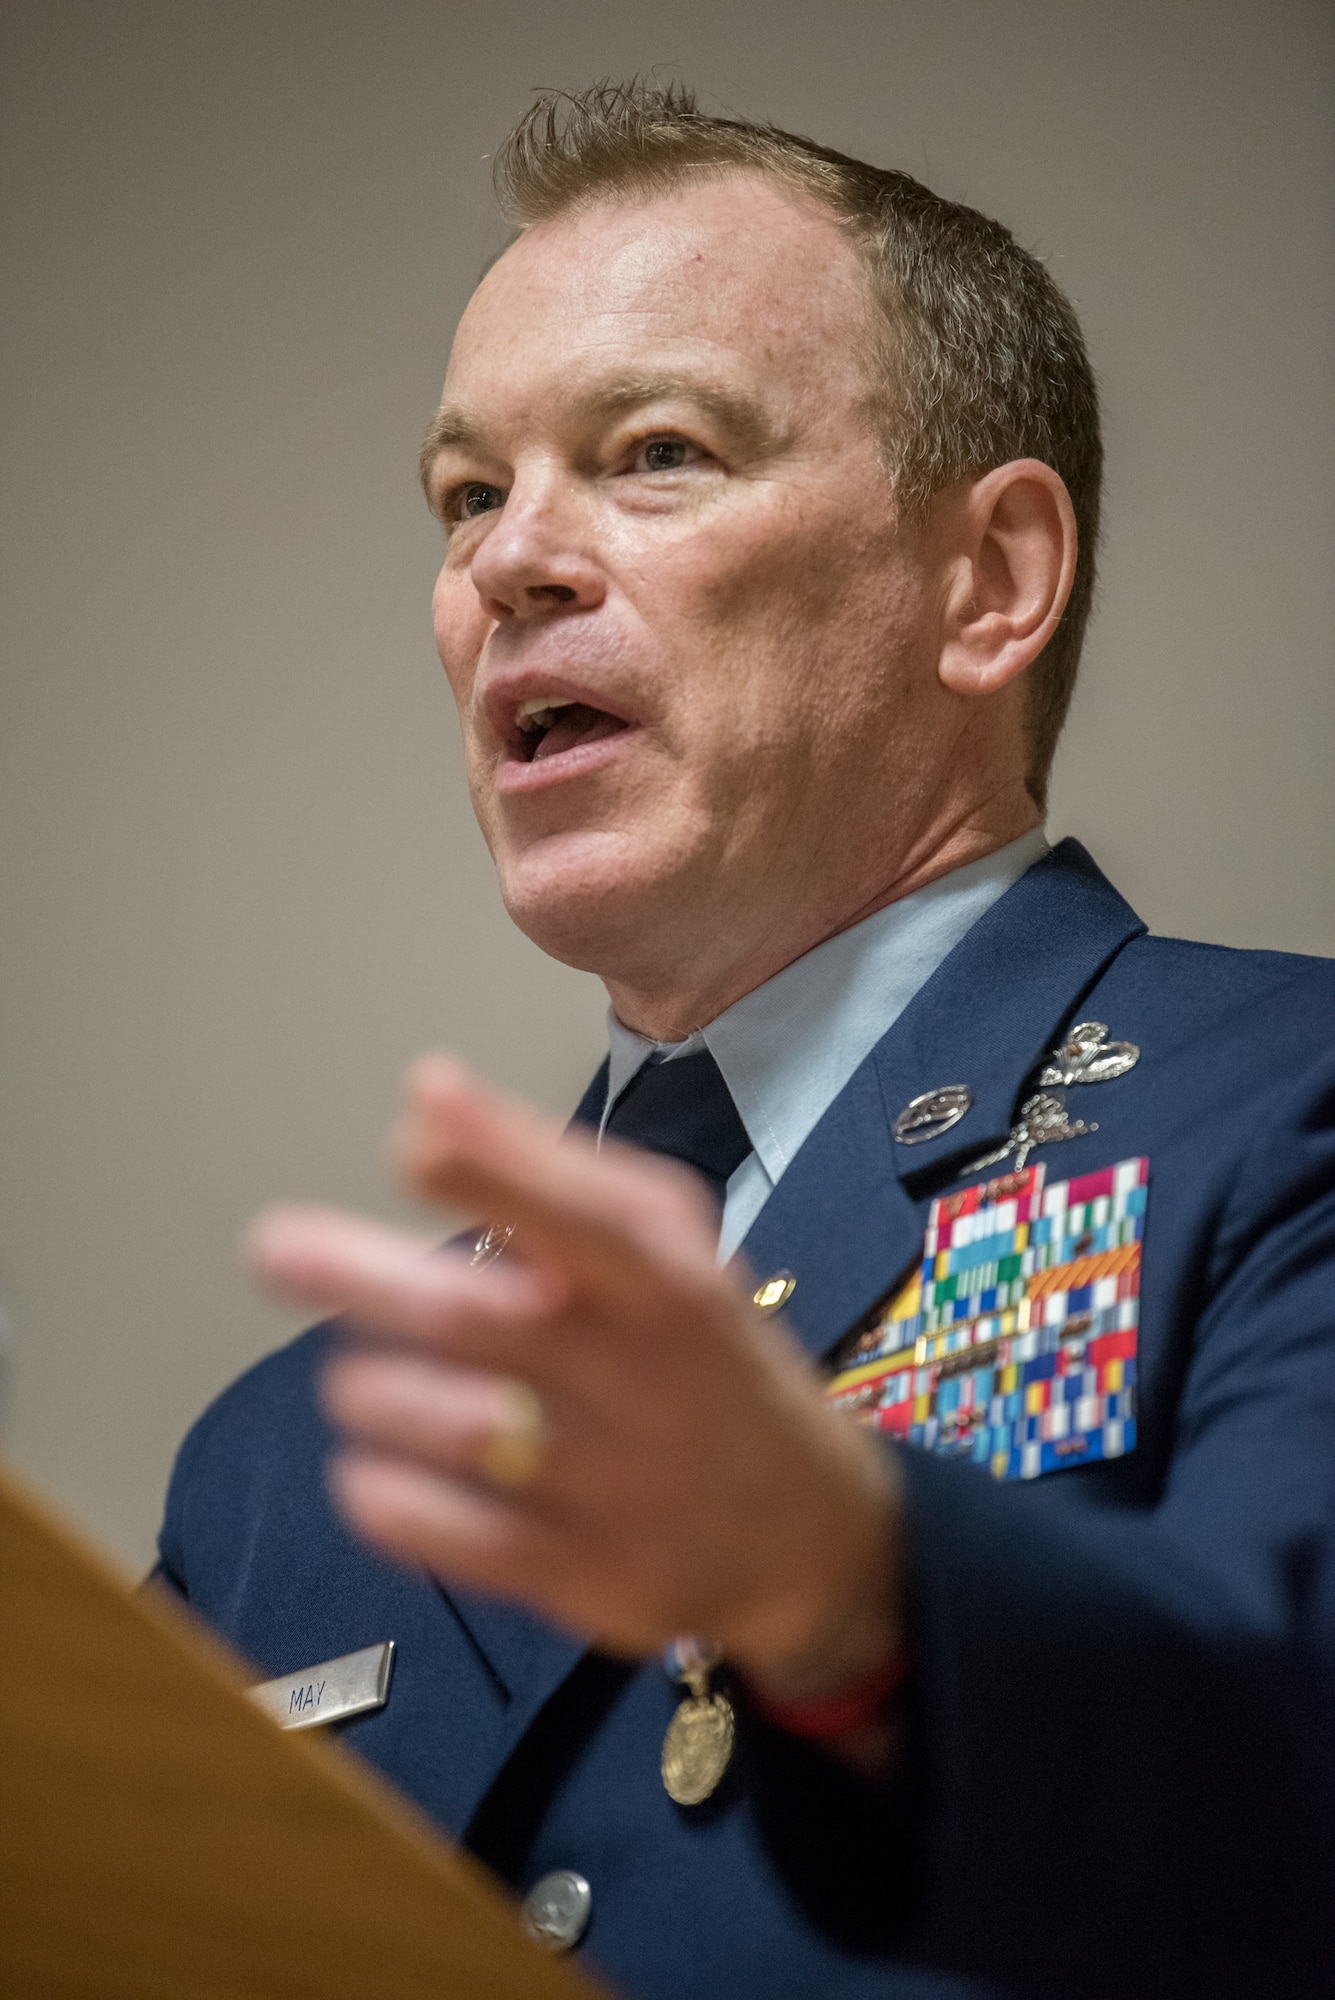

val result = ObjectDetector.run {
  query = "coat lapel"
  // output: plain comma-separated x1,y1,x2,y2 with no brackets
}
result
735,841,1146,1361
444,1590,588,1797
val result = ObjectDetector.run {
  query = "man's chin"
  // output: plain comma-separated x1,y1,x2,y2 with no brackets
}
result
496,835,694,978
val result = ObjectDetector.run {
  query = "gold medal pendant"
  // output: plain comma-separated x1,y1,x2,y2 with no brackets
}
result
661,1645,734,1806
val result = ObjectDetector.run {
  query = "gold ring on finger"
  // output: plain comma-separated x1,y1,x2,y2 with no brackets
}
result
479,1380,545,1491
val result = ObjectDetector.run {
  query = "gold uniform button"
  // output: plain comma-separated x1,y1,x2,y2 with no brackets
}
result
521,1870,592,1952
753,1271,796,1315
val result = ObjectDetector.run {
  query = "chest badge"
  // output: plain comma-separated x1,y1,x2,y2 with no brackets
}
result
966,1021,1140,1173
892,1085,973,1146
968,1091,1094,1172
1040,1021,1140,1087
826,1156,1147,1481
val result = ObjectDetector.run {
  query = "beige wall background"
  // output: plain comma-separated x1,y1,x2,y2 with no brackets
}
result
3,0,1332,1571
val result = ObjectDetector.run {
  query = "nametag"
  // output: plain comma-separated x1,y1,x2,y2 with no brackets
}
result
248,1640,396,1731
827,1157,1147,1480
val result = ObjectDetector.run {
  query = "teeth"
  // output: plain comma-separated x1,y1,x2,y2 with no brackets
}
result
516,695,577,732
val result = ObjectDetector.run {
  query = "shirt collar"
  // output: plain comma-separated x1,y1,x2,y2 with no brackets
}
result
602,827,1050,1177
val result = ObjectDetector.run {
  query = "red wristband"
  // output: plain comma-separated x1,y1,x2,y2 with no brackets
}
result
745,1649,908,1741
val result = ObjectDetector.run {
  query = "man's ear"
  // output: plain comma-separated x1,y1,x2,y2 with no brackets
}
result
937,460,1078,697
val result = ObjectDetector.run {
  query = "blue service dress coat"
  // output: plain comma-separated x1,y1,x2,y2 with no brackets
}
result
154,841,1335,2000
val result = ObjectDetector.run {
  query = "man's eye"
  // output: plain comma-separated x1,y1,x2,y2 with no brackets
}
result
460,483,505,518
636,439,693,473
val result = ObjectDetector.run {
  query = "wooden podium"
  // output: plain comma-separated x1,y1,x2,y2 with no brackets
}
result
0,1463,602,1998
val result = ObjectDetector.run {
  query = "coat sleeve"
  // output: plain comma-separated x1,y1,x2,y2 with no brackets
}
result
750,1051,1335,2000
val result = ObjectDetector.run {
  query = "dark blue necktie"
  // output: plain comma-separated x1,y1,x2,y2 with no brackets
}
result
603,1049,752,1209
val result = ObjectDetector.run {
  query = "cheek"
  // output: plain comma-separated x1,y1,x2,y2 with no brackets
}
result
652,513,904,750
432,568,487,714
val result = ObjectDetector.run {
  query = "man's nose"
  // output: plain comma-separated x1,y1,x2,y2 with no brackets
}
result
469,485,606,622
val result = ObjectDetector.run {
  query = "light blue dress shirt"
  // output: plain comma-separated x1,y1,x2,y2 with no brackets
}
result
602,828,1049,1261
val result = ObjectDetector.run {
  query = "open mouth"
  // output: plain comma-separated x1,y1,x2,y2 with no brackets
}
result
514,695,631,764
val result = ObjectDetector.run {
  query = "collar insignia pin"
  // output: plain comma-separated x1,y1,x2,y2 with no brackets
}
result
893,1085,973,1146
753,1272,796,1315
471,1222,515,1269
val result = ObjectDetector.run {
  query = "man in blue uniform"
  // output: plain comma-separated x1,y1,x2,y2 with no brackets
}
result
155,85,1335,1998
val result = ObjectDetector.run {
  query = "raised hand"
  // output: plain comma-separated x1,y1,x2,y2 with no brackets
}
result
246,1056,903,1705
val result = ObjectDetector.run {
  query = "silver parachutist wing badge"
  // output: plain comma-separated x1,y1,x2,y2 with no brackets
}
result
1039,1022,1140,1088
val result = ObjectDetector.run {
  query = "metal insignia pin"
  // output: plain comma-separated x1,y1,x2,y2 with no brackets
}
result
964,1020,1138,1174
753,1272,796,1315
966,1092,1096,1174
470,1222,515,1269
1039,1021,1140,1088
892,1085,973,1146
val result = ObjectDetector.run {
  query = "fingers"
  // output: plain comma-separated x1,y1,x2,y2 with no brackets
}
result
244,1204,564,1368
321,1348,553,1491
246,1059,742,1387
241,1054,907,1669
391,1056,722,1306
328,1449,562,1602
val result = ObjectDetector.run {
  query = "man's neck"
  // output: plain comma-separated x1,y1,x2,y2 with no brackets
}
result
606,800,1044,1042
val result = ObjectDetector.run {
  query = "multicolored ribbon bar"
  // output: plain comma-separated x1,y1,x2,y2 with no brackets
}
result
826,1157,1147,1480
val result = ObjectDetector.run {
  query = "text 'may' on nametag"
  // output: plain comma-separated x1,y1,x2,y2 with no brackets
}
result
247,1640,395,1732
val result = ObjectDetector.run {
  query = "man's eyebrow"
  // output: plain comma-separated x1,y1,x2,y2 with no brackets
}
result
418,406,483,498
573,373,782,456
418,373,781,502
